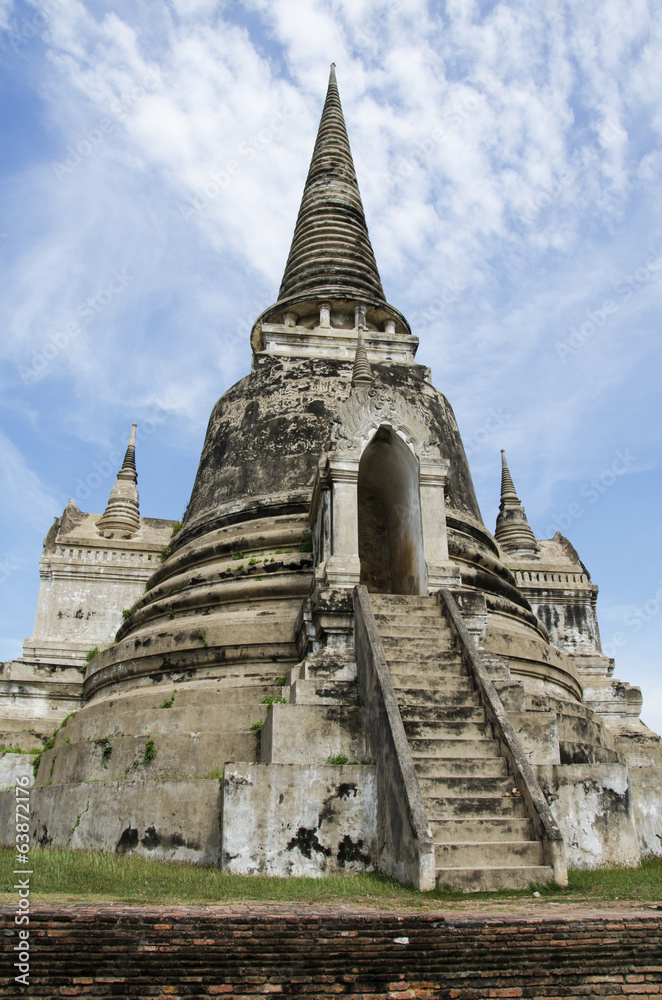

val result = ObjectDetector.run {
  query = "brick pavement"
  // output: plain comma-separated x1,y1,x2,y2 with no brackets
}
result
2,901,662,999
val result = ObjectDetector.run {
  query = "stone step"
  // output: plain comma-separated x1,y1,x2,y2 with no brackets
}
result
373,611,443,625
410,737,500,758
414,756,507,778
392,687,480,708
289,678,356,706
381,637,456,653
400,705,486,724
369,595,438,610
419,775,518,797
435,865,554,892
430,817,534,842
387,654,467,672
377,625,453,640
391,673,474,691
434,840,544,868
381,604,550,894
300,659,356,682
403,720,490,740
425,795,527,819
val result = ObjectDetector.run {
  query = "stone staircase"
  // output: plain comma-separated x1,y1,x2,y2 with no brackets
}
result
370,593,554,891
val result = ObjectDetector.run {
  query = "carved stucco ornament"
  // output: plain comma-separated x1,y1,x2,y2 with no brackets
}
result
330,378,442,461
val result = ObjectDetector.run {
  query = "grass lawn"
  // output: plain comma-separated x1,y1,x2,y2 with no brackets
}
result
2,847,662,908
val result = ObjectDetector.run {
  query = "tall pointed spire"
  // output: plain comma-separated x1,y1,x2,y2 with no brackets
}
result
278,63,385,306
494,450,539,557
251,65,411,343
96,423,140,536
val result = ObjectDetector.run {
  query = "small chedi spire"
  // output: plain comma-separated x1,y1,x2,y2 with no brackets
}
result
351,331,374,386
96,423,140,536
494,450,539,556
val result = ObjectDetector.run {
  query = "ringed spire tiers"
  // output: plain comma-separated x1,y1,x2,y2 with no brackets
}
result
96,423,140,536
252,64,411,344
494,450,539,557
351,332,374,386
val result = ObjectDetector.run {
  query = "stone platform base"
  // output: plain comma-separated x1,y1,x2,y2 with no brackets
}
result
0,779,222,862
0,765,377,875
1,903,661,997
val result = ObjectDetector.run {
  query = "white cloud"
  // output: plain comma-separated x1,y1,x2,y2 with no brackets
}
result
0,0,12,31
0,428,60,530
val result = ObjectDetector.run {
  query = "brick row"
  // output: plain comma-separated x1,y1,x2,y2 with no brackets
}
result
2,906,661,999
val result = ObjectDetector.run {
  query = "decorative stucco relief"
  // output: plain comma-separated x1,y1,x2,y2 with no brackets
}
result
330,379,442,461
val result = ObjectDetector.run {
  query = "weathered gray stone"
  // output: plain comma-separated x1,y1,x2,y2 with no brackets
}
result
0,778,221,862
628,766,662,856
262,704,368,765
535,764,640,868
0,752,34,790
221,762,376,875
354,587,436,891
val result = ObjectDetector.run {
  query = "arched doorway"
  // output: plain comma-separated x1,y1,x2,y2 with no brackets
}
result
357,425,426,595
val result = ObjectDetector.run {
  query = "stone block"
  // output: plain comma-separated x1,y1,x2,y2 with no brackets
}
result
535,764,640,868
509,712,560,765
0,777,221,861
262,704,368,765
629,766,662,857
221,762,377,875
0,751,34,789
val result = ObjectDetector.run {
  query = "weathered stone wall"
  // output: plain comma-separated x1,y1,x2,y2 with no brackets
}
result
2,903,661,998
25,502,174,667
535,764,641,869
505,534,602,657
221,762,377,875
181,354,482,548
0,503,176,751
630,766,662,857
0,778,222,862
354,587,436,891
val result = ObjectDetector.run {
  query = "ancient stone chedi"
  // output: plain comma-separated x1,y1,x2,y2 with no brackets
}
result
2,66,661,891
0,425,174,755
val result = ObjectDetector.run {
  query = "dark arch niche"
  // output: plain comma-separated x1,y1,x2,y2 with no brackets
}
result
357,425,426,595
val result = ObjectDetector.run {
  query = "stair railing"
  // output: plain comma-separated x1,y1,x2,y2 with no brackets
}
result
438,589,568,887
354,585,436,891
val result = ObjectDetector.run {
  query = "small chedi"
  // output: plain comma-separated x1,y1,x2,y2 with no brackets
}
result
1,66,660,891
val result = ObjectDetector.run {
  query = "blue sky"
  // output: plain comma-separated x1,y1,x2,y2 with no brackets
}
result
1,0,661,731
